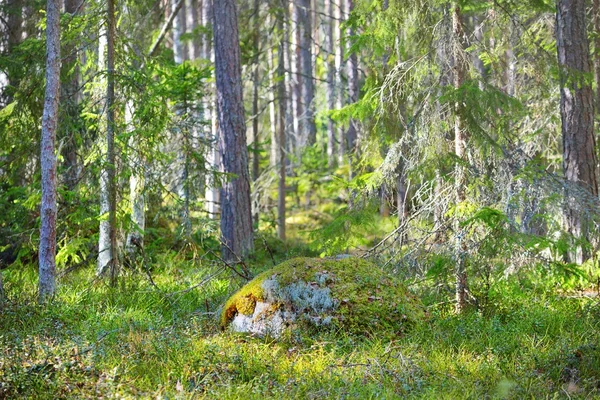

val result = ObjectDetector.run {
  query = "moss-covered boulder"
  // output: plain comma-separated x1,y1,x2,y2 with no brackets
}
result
220,257,424,338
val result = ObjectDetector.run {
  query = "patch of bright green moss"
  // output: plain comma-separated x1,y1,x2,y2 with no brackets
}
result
220,257,425,336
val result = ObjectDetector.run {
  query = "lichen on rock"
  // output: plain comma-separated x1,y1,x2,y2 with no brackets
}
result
220,257,424,338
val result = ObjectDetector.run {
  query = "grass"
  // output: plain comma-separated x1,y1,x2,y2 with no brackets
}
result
1,236,600,398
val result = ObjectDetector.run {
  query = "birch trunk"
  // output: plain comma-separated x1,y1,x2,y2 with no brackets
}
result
453,2,469,313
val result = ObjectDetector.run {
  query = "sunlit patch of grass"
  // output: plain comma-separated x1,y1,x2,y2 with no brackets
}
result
1,244,600,398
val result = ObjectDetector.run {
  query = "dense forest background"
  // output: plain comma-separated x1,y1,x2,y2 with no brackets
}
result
1,0,600,398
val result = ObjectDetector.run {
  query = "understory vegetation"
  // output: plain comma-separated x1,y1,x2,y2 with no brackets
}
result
1,209,599,399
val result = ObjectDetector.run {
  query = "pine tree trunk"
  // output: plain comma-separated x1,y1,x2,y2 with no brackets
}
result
595,0,600,110
61,0,81,191
251,0,260,228
213,0,254,260
557,0,599,263
185,0,199,60
345,0,358,164
325,0,336,168
292,1,303,152
3,0,22,105
39,0,61,302
453,2,469,313
269,28,279,169
284,1,295,159
299,0,316,146
335,0,345,164
277,0,287,241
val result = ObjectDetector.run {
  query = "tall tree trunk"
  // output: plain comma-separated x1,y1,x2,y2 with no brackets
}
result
251,0,260,228
39,0,61,302
277,1,287,241
3,0,22,105
284,1,295,159
125,100,145,259
453,2,469,313
292,1,303,153
345,0,358,165
595,0,600,111
172,0,192,237
269,28,279,169
186,0,200,60
299,0,316,146
557,0,599,263
335,0,345,164
203,0,219,219
61,0,81,191
98,0,118,285
325,0,336,168
213,0,254,260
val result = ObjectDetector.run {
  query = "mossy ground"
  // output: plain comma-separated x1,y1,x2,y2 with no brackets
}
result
1,216,600,398
221,257,425,336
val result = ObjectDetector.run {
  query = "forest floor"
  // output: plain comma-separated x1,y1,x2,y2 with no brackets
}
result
1,211,600,399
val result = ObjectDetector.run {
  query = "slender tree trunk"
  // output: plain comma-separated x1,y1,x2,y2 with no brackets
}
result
595,0,600,111
126,100,145,258
299,0,316,146
505,25,516,97
251,0,260,228
325,0,336,168
97,0,118,283
213,0,254,260
335,0,345,164
39,0,61,302
453,2,469,313
172,0,192,237
186,0,200,60
277,1,287,241
292,1,303,152
345,0,358,165
557,0,598,263
3,0,22,105
284,1,295,159
203,0,219,219
269,29,279,168
61,0,81,191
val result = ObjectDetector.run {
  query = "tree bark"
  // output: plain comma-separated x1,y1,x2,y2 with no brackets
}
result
595,0,600,111
125,100,145,259
453,2,469,313
557,0,599,263
335,0,345,164
299,0,316,146
186,0,200,60
98,0,118,285
61,0,81,191
213,0,254,260
291,1,303,152
325,0,336,168
251,0,260,227
202,0,220,219
345,0,358,163
277,0,287,241
39,0,61,302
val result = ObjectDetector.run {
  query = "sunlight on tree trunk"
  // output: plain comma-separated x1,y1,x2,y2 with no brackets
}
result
213,0,254,260
39,0,61,302
452,2,469,314
557,0,599,264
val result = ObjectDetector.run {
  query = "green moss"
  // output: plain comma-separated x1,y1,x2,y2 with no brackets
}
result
220,257,425,336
